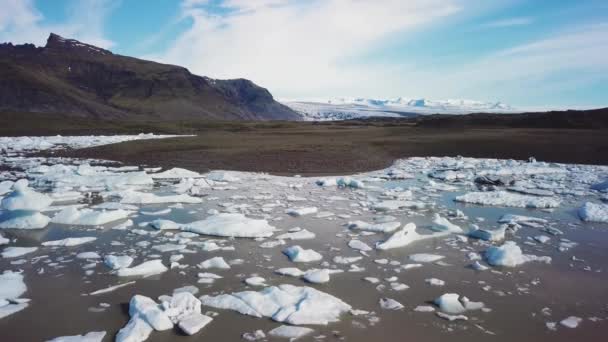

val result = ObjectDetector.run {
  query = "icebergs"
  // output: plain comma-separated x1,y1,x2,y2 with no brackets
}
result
373,200,425,211
348,239,372,252
285,207,318,217
468,226,507,241
46,331,106,342
116,260,168,277
283,246,323,262
118,190,202,204
181,213,276,238
199,284,351,325
430,214,463,233
485,241,551,267
1,246,37,258
118,292,211,341
275,229,316,240
199,256,231,270
434,293,484,314
52,207,131,226
455,191,560,208
42,237,97,247
376,223,445,250
348,220,401,233
498,214,547,226
0,271,28,319
0,180,51,229
578,202,608,222
150,219,180,230
409,253,444,263
1,179,52,211
560,316,583,328
379,298,404,310
150,168,201,179
104,255,135,270
268,325,314,339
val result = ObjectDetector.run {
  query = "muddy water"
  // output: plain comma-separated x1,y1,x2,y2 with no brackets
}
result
1,178,608,341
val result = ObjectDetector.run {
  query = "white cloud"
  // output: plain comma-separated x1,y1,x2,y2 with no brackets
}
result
153,0,461,98
0,0,115,48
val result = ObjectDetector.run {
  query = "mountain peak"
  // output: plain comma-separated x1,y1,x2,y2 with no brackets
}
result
45,33,111,56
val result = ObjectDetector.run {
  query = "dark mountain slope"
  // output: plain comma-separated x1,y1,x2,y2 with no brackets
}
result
0,33,300,120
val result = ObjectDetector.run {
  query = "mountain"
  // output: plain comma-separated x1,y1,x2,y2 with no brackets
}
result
283,97,517,121
0,33,300,121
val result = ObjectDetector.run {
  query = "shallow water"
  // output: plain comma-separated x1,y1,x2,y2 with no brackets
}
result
1,137,608,341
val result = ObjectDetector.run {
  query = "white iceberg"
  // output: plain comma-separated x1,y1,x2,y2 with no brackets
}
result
52,207,131,226
42,237,97,247
485,241,551,267
116,260,168,277
455,191,560,208
181,213,276,238
283,246,323,262
578,202,608,222
199,284,351,325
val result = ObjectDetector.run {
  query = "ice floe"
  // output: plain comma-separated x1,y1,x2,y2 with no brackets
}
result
200,284,351,325
485,241,551,267
181,213,276,238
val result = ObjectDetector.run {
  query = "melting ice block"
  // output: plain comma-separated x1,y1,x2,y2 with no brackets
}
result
181,213,276,238
200,284,351,325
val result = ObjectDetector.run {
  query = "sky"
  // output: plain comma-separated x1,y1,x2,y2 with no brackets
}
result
0,0,607,109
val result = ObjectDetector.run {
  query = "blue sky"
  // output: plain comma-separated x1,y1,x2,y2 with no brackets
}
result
1,0,607,109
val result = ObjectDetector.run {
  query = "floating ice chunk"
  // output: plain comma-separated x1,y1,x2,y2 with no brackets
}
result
0,302,28,319
498,214,548,226
116,260,168,277
103,255,133,270
199,256,231,269
533,235,551,244
116,315,153,342
178,312,212,335
373,200,425,211
245,276,267,286
119,190,202,204
242,330,266,341
0,212,50,229
52,207,131,226
140,208,171,216
200,284,351,325
409,253,444,263
152,244,186,253
485,241,551,267
348,239,372,252
455,191,560,208
42,237,97,247
315,178,337,187
76,252,101,259
129,295,173,331
348,220,401,233
434,293,484,314
560,316,582,328
46,331,106,342
303,269,330,284
578,202,608,222
181,213,276,238
414,305,435,312
285,207,318,217
0,234,8,245
197,272,222,284
206,171,240,182
332,256,363,264
468,226,506,242
376,223,446,250
89,281,136,295
150,219,180,230
337,177,365,189
470,261,489,271
425,278,445,286
0,271,26,300
150,168,201,179
276,229,315,240
390,282,409,291
2,246,37,258
379,298,404,310
283,246,323,262
0,179,52,211
431,214,463,233
0,181,13,196
268,325,314,340
275,268,305,277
